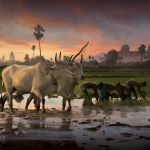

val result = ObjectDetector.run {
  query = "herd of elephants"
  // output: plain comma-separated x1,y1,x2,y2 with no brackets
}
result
0,42,147,113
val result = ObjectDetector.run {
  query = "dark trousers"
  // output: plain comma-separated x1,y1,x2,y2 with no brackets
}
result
128,86,137,99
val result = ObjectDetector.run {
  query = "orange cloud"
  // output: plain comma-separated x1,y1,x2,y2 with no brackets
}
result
1,36,141,62
16,12,69,28
0,36,30,46
0,32,123,61
1,8,147,61
14,10,100,36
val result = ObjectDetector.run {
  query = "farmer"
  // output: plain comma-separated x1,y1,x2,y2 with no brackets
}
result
80,81,99,105
97,82,118,101
127,79,146,99
116,82,130,100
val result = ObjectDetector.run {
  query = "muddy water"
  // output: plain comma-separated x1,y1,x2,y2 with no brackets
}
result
0,95,150,150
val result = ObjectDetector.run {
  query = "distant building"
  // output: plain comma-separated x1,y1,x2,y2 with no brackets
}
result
119,50,142,63
118,44,148,63
9,51,15,62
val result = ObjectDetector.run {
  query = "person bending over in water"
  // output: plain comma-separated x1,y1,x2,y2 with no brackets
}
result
116,82,130,100
97,82,118,101
80,81,99,105
127,79,146,99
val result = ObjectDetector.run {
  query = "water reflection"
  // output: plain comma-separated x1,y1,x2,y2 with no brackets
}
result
101,106,114,116
1,139,84,150
81,106,101,116
0,98,150,150
26,117,45,129
120,110,127,118
81,106,93,116
0,115,13,134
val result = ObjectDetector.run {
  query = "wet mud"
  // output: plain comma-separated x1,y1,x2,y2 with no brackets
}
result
0,95,150,150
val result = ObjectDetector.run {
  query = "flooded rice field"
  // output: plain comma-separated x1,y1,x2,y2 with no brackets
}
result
0,94,150,150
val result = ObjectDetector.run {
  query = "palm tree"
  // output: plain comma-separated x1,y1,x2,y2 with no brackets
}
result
31,45,36,59
33,24,45,58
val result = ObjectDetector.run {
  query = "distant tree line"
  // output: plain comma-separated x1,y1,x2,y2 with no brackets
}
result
103,43,150,66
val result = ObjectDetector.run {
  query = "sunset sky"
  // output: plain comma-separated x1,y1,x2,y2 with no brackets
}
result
0,0,150,60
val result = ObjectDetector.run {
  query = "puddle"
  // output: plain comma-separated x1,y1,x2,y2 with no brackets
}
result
0,94,150,150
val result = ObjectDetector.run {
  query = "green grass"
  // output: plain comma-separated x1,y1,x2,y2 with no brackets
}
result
74,69,150,98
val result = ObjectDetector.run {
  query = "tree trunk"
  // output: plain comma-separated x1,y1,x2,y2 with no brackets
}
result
38,39,42,57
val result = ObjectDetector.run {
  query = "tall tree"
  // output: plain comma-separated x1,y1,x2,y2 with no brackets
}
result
138,44,146,62
147,45,150,52
24,54,30,62
31,45,36,59
120,44,130,52
105,49,118,65
89,55,91,60
33,24,44,58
